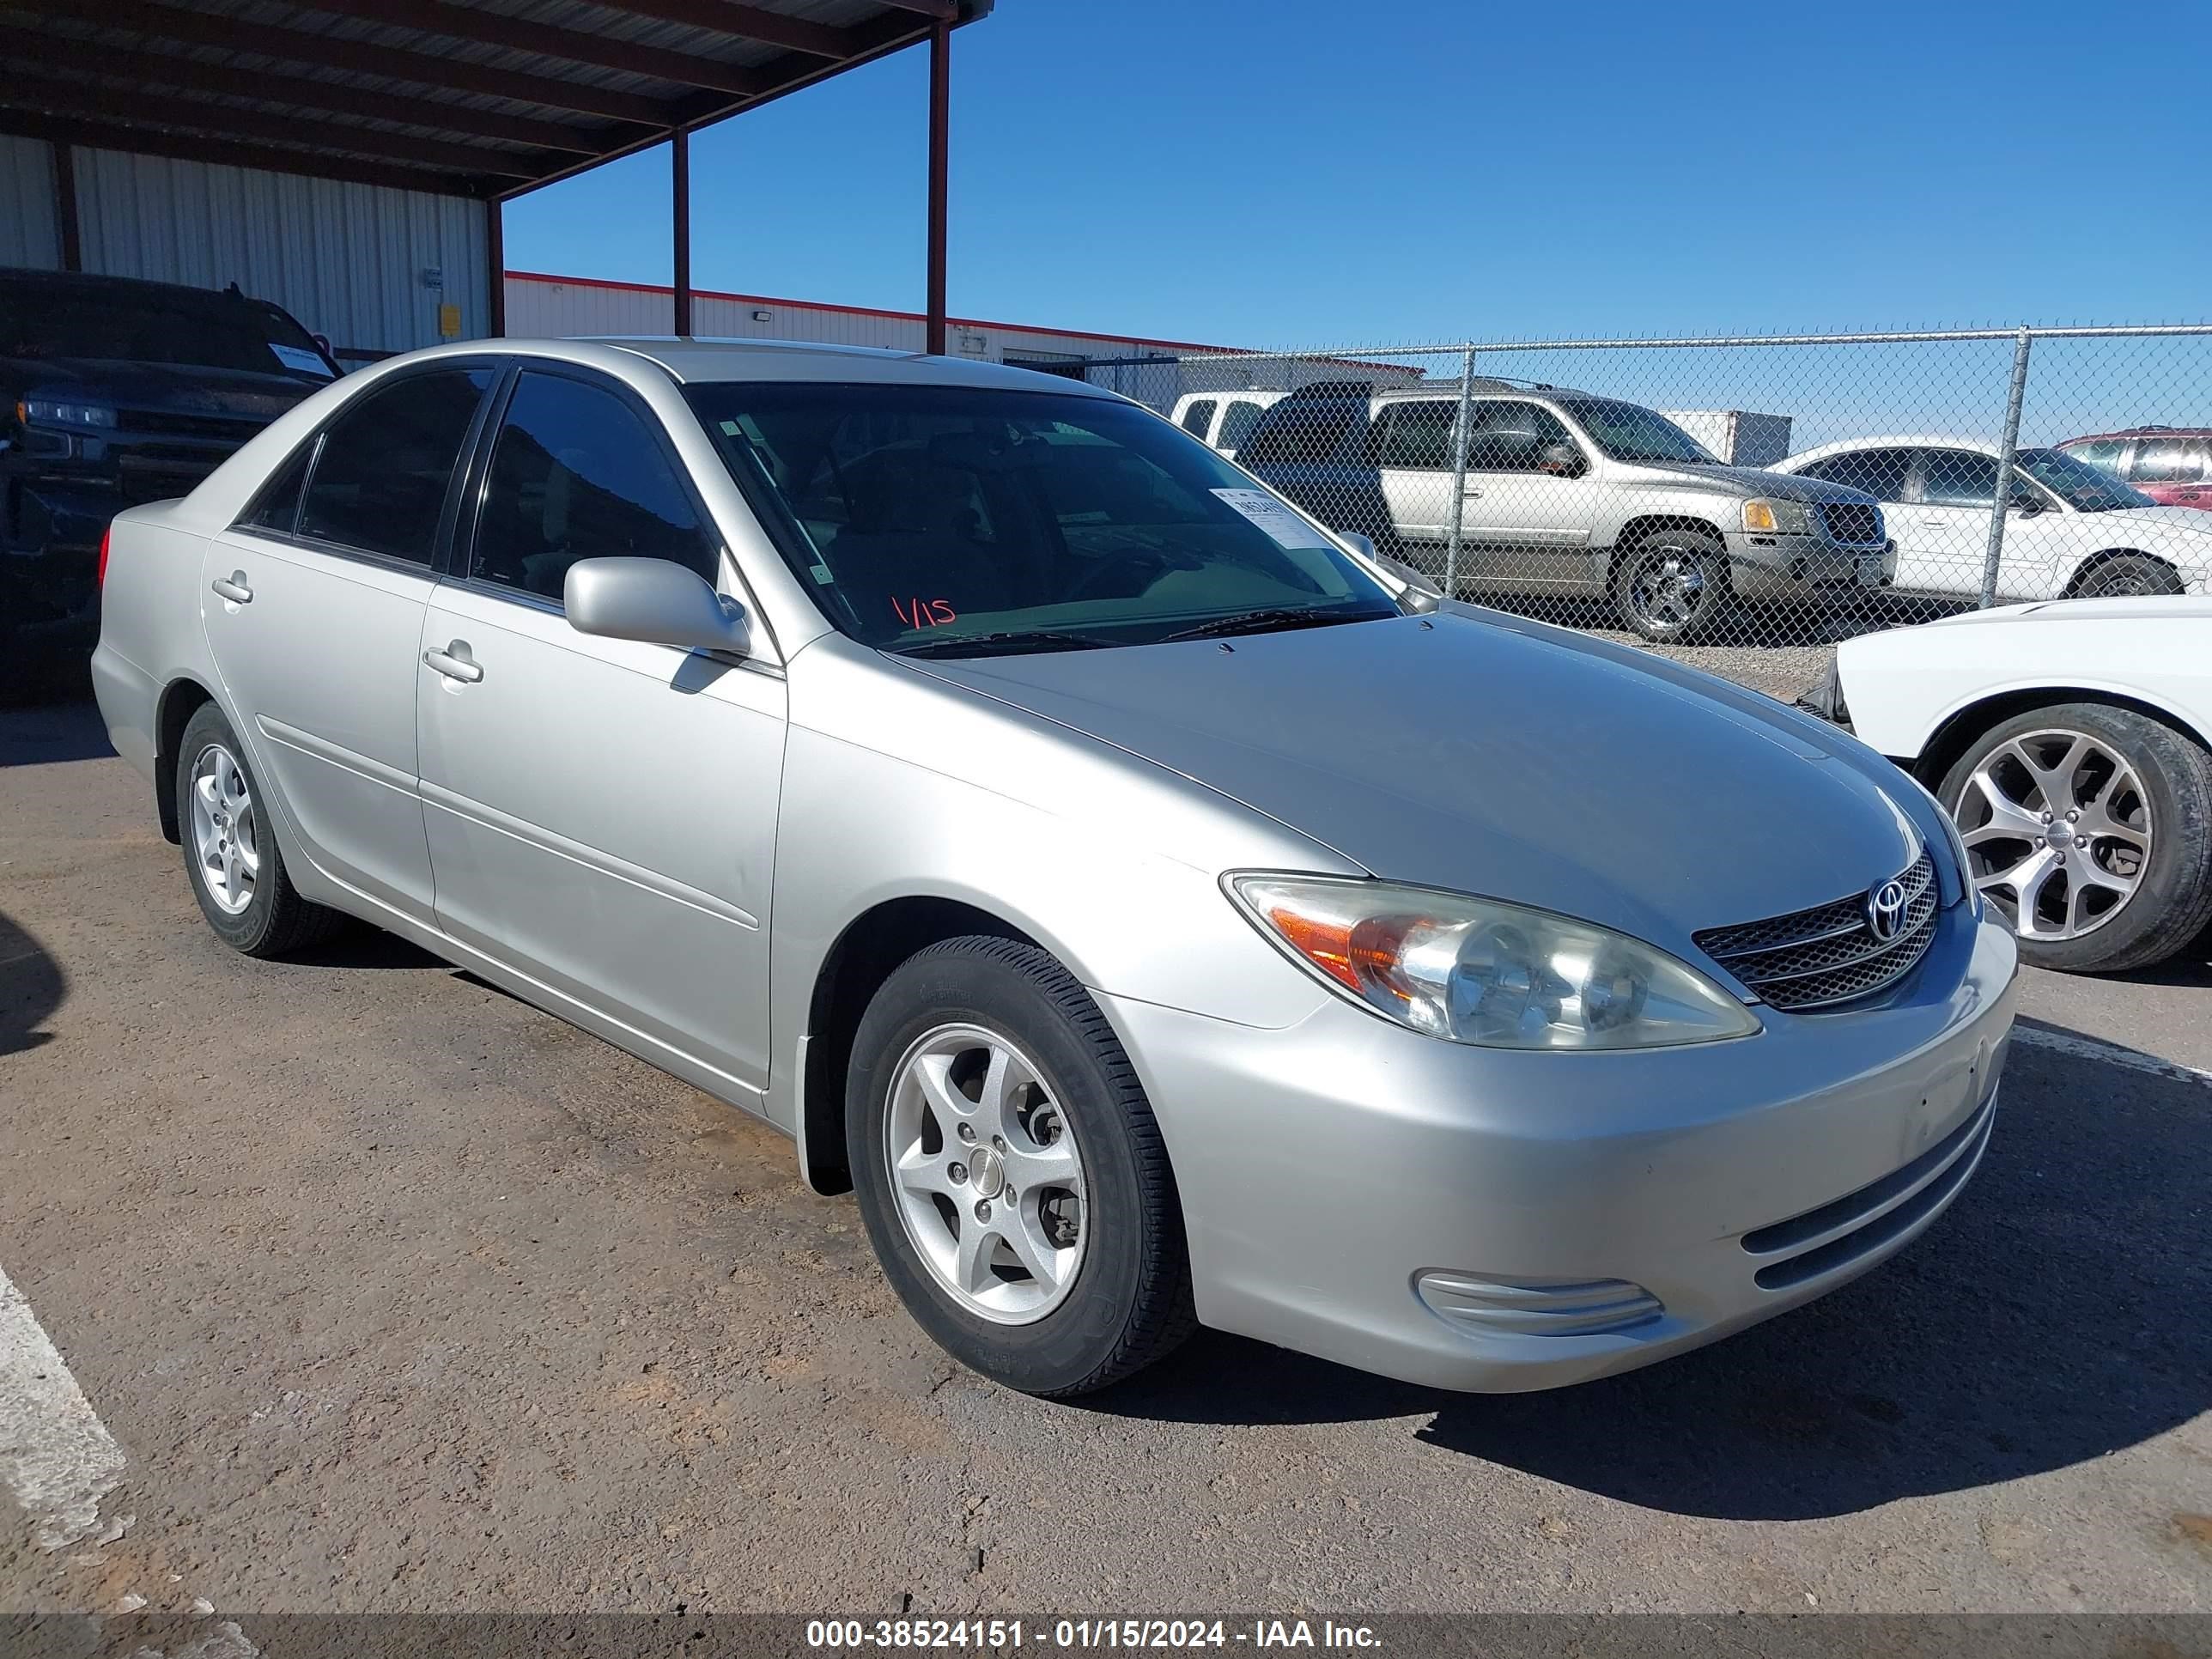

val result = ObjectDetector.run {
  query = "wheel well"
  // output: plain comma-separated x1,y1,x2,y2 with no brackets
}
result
1608,514,1731,581
153,678,216,845
799,896,1038,1194
1911,687,2209,793
2061,548,2182,597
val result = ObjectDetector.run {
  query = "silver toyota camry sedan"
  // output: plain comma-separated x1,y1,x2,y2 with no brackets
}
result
90,339,2017,1398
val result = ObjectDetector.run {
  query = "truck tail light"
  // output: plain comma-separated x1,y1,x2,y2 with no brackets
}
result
97,523,112,588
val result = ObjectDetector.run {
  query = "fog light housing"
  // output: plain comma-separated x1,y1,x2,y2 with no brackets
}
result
1416,1271,1662,1338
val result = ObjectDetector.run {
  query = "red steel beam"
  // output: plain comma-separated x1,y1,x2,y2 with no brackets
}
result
671,128,692,337
582,0,852,60
925,21,949,355
51,137,81,270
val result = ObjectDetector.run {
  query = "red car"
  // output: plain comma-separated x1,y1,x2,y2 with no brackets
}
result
2057,427,2212,509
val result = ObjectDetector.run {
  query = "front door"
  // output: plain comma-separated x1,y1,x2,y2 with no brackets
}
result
1458,399,1596,592
415,367,786,1095
1905,447,2063,599
199,364,495,921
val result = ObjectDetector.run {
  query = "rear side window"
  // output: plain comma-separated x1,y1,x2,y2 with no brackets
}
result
1801,447,1913,502
1178,398,1218,440
299,368,494,562
2130,439,2205,483
238,438,317,533
1375,401,1455,470
469,370,719,604
1238,398,1365,466
1218,400,1267,450
1918,449,2001,507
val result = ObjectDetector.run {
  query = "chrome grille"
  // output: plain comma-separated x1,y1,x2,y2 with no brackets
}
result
1818,501,1884,545
1695,850,1938,1011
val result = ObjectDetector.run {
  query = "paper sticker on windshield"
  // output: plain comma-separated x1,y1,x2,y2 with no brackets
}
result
269,343,333,377
1211,489,1333,550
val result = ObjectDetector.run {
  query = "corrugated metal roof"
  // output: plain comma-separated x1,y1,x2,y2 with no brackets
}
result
0,0,988,200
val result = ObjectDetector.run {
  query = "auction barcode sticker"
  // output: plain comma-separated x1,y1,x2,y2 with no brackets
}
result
1211,489,1334,550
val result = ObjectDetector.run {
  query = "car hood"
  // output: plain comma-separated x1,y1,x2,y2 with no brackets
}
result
3,356,322,422
2092,503,2212,539
1623,460,1873,504
1911,594,2212,626
908,611,1925,955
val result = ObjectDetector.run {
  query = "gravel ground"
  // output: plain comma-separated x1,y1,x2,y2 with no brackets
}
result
2,698,2208,1620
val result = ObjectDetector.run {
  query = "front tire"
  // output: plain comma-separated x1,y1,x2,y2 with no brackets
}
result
1611,527,1730,643
1939,702,2212,973
2072,553,2183,599
175,703,349,958
846,936,1195,1396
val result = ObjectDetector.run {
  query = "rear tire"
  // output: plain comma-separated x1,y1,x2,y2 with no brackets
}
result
1611,526,1730,643
2072,553,2183,599
175,702,349,958
1938,702,2212,973
846,936,1196,1397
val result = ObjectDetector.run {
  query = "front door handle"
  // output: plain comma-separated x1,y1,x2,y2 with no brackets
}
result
1462,483,1483,496
210,572,252,605
423,642,483,684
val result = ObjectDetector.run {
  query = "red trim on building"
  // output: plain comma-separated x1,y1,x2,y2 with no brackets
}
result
502,268,1249,356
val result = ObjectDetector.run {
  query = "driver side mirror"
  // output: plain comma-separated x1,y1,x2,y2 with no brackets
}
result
565,556,751,657
1339,530,1443,611
1537,441,1586,478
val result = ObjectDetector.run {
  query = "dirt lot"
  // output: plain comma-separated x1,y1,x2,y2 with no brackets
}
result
3,697,2209,1619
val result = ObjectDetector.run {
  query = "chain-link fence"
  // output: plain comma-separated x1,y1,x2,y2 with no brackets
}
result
1083,325,2212,692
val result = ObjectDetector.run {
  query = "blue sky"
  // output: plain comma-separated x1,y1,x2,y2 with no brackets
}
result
503,0,2211,350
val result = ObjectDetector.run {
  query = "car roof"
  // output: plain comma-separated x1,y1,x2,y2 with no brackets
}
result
2060,427,2212,442
1372,379,1596,402
578,336,1123,396
0,264,271,306
1779,434,2009,467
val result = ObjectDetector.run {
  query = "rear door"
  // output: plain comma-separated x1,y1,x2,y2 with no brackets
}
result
1372,398,1455,543
415,363,787,1094
200,362,495,921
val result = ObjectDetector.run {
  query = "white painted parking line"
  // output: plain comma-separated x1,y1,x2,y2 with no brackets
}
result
0,1264,126,1549
2014,1024,2212,1090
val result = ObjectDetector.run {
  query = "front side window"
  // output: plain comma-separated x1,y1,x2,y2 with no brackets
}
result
686,383,1399,654
471,371,719,603
1553,398,1716,465
297,368,494,563
1178,399,1218,440
1466,401,1581,474
1917,449,2002,507
1801,447,1913,502
2012,447,2154,512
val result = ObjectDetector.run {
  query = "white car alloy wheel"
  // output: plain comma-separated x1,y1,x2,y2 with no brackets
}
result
882,1022,1087,1324
1953,727,2148,941
188,742,261,916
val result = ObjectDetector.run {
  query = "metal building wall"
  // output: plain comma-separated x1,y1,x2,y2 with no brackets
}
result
70,148,489,355
0,134,61,270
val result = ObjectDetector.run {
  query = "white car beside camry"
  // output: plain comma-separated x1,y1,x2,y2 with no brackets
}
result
1804,597,2212,973
91,337,2016,1397
1772,436,2212,602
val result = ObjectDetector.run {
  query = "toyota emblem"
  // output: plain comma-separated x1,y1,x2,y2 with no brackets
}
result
1866,878,1909,942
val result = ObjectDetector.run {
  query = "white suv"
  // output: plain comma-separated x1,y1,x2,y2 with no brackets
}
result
1168,390,1284,460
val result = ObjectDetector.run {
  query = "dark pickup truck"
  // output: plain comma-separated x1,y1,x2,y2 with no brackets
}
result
3,267,338,694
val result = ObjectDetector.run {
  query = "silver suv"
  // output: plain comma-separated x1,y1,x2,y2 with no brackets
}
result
1239,380,1896,641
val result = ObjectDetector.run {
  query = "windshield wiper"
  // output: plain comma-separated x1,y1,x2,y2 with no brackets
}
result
896,629,1118,659
1161,607,1386,642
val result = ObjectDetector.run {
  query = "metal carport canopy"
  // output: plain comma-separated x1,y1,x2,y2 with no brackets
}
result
0,0,991,347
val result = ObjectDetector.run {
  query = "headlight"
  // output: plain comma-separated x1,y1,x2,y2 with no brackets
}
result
1228,874,1762,1050
1741,498,1810,534
18,398,118,429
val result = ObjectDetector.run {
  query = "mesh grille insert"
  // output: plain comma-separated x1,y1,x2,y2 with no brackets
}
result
1695,851,1938,1011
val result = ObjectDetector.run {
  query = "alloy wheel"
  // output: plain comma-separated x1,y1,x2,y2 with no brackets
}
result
188,743,260,916
1627,546,1709,633
882,1023,1087,1324
1953,728,2150,941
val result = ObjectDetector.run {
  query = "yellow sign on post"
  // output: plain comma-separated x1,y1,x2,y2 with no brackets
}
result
438,303,462,339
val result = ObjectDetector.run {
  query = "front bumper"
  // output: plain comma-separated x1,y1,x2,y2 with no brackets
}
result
1107,902,2016,1392
1727,531,1894,599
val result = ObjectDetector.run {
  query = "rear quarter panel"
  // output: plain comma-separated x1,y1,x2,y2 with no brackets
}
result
91,505,220,782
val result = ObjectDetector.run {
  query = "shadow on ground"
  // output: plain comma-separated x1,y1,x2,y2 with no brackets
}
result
0,698,113,769
0,912,64,1056
1091,1020,2210,1521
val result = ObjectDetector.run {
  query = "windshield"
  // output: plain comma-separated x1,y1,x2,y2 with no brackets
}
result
0,276,337,381
684,383,1401,654
1553,398,1717,465
2014,447,2154,513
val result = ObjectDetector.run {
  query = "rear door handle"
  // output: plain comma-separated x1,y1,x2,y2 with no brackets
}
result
423,642,483,684
210,572,252,605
